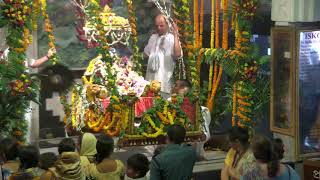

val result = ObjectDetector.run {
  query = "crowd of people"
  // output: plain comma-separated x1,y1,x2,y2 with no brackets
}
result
0,125,300,180
221,127,300,180
0,125,193,180
0,11,300,180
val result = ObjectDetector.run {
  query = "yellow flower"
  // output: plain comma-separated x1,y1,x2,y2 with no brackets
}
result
111,96,120,102
242,31,249,35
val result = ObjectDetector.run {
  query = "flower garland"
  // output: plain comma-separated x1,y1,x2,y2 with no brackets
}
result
141,115,165,138
222,0,229,50
215,0,220,48
1,0,32,27
172,0,196,84
208,0,215,93
232,83,237,126
207,0,229,112
193,0,199,48
0,0,41,142
31,0,40,31
206,0,222,112
40,0,58,65
199,0,204,48
126,0,143,75
135,97,191,138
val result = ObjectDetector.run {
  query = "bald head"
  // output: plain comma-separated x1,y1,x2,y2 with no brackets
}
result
155,14,169,35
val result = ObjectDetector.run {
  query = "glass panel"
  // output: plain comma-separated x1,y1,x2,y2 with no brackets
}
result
298,30,320,154
272,30,292,129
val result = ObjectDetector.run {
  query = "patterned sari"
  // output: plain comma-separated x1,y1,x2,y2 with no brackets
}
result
224,148,256,179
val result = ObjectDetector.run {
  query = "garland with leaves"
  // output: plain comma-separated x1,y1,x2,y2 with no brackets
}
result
172,0,198,89
201,0,269,130
40,0,58,64
126,0,143,76
0,0,39,142
130,96,192,138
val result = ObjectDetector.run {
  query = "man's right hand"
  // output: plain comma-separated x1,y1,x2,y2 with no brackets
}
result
47,48,56,58
172,22,179,36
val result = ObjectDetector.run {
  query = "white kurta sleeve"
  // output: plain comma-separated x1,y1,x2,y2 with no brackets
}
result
144,34,157,56
26,58,35,67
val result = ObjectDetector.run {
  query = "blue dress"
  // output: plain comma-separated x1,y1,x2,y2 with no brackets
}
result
240,165,300,180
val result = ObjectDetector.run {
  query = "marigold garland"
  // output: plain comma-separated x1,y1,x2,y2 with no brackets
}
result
232,83,237,126
40,0,57,65
238,99,251,106
208,0,215,93
222,0,229,50
126,0,143,75
215,0,220,48
193,0,199,48
31,0,40,31
210,0,215,48
207,65,223,111
199,0,204,47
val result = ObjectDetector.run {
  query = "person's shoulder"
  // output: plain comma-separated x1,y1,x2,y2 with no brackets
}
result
149,33,158,39
227,148,236,155
286,165,300,180
181,144,197,156
166,33,175,41
182,143,194,150
115,159,125,170
167,33,174,38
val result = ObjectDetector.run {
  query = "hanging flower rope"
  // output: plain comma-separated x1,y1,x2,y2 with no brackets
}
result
199,0,204,48
126,0,143,75
207,0,222,112
193,0,199,48
0,0,41,142
40,0,58,65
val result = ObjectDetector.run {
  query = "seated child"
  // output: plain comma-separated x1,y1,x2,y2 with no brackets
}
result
125,154,149,180
170,79,212,159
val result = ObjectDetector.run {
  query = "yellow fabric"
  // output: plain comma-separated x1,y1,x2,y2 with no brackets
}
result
224,148,256,176
87,160,125,180
49,152,85,180
225,148,236,166
80,133,97,159
80,156,92,177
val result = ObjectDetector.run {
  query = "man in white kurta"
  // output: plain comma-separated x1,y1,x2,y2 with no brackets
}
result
144,14,182,98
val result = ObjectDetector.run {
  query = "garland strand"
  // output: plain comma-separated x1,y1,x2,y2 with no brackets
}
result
193,0,199,48
126,0,143,75
40,0,58,65
232,83,237,126
199,0,204,47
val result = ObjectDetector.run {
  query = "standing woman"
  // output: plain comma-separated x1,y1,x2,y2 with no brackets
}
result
221,127,256,180
241,135,300,180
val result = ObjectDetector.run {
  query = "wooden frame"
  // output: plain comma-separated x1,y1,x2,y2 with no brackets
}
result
270,26,296,136
295,29,320,159
271,27,320,160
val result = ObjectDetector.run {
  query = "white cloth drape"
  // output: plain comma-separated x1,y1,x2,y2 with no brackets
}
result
144,33,175,94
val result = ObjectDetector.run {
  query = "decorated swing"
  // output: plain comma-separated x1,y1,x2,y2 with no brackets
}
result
61,0,205,146
0,0,269,144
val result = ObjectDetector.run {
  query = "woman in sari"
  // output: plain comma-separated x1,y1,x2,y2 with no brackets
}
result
221,127,256,180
